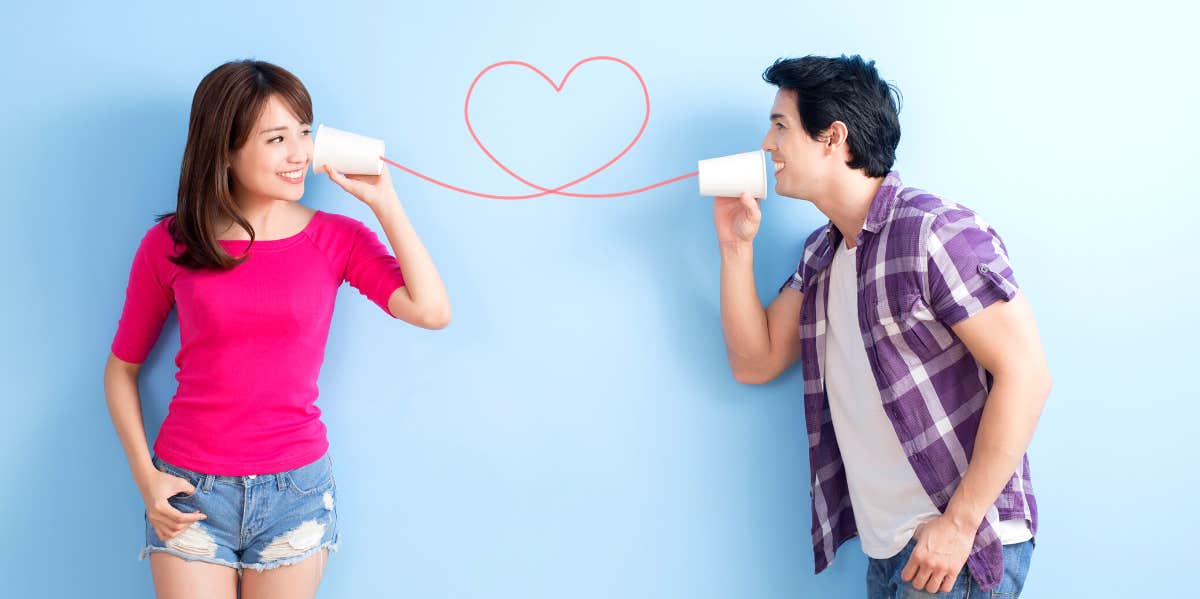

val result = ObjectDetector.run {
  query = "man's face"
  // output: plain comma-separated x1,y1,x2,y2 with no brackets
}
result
761,88,830,200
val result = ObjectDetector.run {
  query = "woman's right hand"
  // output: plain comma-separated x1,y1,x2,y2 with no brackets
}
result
713,191,762,245
140,469,206,541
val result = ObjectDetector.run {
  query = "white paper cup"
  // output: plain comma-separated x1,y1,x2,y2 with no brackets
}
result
312,124,385,176
697,150,768,198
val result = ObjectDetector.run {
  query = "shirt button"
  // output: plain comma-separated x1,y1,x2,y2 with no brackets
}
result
978,264,991,274
248,474,257,479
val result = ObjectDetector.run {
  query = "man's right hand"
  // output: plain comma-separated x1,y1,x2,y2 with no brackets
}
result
713,192,762,245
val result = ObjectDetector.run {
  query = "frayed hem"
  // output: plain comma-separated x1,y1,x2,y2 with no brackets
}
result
240,539,339,572
139,546,242,571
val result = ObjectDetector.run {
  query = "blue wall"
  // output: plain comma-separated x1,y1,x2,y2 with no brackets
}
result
2,1,1196,596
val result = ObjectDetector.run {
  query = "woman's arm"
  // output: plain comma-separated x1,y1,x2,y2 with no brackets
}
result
103,353,206,540
372,198,452,329
104,353,155,487
325,165,451,329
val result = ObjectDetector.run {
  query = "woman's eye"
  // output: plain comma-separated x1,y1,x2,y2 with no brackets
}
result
269,136,284,143
301,129,312,136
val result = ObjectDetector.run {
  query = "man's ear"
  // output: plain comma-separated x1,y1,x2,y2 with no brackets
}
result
825,121,849,150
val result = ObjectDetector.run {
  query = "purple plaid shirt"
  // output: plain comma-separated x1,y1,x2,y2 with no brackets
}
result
780,171,1038,591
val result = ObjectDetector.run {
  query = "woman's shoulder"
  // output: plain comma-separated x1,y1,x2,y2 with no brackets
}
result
120,215,183,278
311,209,365,231
308,209,375,244
136,214,177,249
134,214,192,265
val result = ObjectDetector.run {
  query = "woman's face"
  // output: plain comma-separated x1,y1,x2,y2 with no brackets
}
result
228,94,312,204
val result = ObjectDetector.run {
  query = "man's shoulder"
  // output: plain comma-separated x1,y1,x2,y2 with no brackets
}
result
797,223,832,268
889,186,994,242
894,185,974,220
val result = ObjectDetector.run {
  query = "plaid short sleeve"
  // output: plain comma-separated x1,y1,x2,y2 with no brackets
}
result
924,209,1019,326
779,268,805,294
778,225,831,295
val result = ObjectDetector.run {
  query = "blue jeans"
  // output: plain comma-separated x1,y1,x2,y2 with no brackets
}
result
866,538,1034,599
139,453,340,572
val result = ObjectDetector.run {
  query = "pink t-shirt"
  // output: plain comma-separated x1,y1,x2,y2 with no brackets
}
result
111,210,405,475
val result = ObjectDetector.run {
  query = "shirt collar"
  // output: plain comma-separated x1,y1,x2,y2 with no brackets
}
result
862,170,904,235
813,170,903,270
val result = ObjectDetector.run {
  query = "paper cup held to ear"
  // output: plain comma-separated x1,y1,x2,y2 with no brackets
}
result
312,124,385,176
697,150,768,198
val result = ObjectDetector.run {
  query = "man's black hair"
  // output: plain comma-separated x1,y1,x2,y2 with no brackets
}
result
763,55,902,177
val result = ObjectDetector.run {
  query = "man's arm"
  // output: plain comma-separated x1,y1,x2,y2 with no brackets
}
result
902,291,1052,593
715,192,804,384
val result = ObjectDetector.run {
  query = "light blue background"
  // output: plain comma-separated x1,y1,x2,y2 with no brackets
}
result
2,1,1196,597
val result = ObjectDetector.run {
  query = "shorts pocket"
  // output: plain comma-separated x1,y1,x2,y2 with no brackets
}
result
286,455,335,496
154,458,201,499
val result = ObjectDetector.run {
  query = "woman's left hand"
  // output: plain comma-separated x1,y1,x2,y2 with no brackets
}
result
324,163,398,210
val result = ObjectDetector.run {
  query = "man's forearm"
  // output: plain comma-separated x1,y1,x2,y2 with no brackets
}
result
945,369,1051,531
719,241,771,367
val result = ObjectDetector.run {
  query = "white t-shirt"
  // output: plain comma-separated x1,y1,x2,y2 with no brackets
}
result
824,241,1031,559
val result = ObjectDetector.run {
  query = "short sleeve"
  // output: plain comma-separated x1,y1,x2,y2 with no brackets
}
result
111,222,176,363
779,268,805,294
344,220,406,316
924,210,1019,327
778,224,830,295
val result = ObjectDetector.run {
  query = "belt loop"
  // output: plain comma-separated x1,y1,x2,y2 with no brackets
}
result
203,474,215,493
277,472,288,491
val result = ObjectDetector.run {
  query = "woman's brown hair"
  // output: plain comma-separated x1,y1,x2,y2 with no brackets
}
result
156,60,313,270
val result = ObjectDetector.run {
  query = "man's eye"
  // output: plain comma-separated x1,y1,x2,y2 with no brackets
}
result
775,123,784,130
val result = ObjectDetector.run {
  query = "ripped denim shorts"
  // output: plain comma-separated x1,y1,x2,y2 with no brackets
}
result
139,453,339,572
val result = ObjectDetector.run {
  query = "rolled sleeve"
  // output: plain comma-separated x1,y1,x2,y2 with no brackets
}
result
924,210,1019,327
779,269,805,294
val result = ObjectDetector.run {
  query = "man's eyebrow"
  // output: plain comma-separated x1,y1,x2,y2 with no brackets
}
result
770,113,786,121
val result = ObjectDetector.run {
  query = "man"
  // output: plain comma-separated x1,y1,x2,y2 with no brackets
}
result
715,55,1051,597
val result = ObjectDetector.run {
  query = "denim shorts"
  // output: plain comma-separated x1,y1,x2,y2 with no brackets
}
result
139,453,340,572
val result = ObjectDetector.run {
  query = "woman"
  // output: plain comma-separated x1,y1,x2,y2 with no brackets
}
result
103,59,451,598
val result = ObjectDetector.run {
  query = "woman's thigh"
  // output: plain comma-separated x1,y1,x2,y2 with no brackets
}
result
149,552,238,599
240,548,328,599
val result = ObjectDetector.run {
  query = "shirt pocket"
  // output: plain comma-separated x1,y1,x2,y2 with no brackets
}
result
873,292,956,362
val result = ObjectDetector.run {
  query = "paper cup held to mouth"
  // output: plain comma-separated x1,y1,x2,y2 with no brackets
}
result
312,124,385,176
697,150,768,198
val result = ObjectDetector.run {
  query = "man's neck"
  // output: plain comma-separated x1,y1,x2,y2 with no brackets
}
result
813,172,885,249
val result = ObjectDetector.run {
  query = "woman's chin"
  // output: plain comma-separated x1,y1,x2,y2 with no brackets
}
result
274,188,305,202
